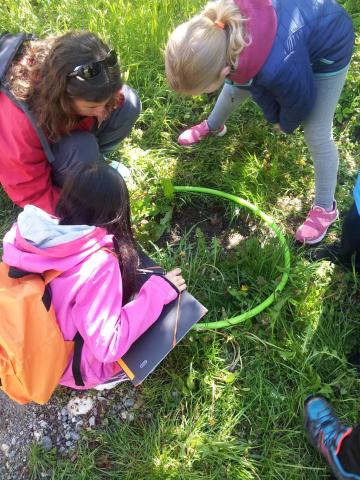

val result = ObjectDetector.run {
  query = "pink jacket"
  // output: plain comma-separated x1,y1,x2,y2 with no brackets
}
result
2,206,178,389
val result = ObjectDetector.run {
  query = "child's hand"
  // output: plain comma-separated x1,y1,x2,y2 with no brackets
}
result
165,268,187,292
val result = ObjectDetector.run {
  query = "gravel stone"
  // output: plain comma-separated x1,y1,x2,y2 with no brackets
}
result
1,444,9,456
88,416,96,427
41,436,53,451
124,398,135,408
0,383,137,479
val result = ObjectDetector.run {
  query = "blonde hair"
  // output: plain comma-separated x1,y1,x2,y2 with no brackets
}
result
165,0,250,93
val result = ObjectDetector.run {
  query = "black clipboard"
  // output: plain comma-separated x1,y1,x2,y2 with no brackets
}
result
117,251,207,386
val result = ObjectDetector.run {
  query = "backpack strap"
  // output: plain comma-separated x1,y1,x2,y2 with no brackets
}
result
8,266,62,284
8,266,62,311
0,32,30,81
0,32,55,164
7,265,86,386
7,266,42,279
72,332,85,386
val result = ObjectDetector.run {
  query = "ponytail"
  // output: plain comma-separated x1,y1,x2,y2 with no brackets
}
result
203,0,250,70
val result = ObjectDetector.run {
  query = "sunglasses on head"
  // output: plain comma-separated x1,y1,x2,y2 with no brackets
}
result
68,49,118,80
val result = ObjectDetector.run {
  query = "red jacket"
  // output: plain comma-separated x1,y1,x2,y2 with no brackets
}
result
0,93,95,214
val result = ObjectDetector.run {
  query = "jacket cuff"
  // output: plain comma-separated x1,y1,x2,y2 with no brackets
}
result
147,274,179,303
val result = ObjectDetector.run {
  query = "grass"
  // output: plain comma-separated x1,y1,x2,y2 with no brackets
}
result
1,0,360,478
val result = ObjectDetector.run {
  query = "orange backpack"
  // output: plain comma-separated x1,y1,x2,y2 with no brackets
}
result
0,263,74,404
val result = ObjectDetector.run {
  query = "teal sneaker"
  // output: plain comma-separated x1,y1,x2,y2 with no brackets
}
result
305,396,358,479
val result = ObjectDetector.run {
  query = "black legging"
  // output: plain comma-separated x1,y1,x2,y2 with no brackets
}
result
339,202,360,263
339,424,360,475
328,202,360,271
332,203,360,474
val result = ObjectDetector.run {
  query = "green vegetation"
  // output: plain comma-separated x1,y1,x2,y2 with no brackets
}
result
1,0,360,478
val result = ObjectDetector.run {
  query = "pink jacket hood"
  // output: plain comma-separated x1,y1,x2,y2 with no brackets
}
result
2,205,111,273
2,206,178,390
229,0,277,84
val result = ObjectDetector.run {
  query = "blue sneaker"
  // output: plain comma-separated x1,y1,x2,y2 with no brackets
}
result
305,396,358,479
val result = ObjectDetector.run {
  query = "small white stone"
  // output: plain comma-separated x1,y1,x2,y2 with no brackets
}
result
33,431,42,442
1,444,10,456
88,416,96,427
67,396,94,416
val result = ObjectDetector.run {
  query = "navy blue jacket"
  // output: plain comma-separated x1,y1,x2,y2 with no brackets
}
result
231,0,354,133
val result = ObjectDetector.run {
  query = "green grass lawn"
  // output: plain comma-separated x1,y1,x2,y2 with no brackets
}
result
1,0,360,478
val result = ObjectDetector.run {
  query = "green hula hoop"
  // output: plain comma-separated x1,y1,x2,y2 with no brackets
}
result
173,186,291,330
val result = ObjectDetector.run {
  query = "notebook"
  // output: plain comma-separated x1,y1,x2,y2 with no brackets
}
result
117,251,208,386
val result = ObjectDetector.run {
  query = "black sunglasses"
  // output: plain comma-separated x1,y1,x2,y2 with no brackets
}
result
68,50,118,80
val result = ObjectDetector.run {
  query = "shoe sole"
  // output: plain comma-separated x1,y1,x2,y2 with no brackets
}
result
178,124,227,147
215,124,227,137
296,212,339,245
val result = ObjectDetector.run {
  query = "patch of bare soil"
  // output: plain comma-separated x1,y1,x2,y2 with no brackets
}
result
160,200,259,249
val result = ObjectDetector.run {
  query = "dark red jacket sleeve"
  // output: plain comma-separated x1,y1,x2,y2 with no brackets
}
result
0,93,60,214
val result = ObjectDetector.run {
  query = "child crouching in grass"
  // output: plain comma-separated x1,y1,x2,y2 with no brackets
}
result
2,162,186,390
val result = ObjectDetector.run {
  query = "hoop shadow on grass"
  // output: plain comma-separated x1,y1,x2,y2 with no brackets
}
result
155,186,290,330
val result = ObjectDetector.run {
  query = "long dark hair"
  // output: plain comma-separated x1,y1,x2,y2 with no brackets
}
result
55,163,138,304
8,31,122,141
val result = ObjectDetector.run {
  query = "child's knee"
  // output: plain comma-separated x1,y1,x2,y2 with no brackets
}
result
303,124,334,148
51,131,100,186
122,85,142,121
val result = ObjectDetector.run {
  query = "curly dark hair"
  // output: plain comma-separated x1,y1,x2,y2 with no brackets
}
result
7,31,122,141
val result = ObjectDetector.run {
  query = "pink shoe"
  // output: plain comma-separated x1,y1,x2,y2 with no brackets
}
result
295,201,338,244
178,120,227,146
